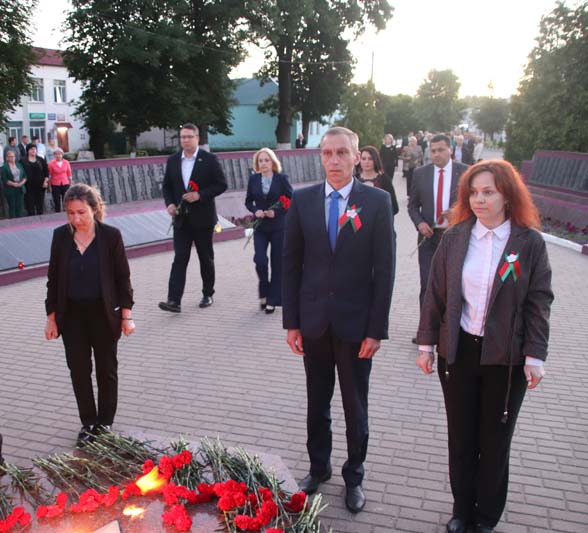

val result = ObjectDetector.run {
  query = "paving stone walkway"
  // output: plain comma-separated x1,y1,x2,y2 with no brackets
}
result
1,172,587,532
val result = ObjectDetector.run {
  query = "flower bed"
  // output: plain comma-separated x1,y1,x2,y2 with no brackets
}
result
541,216,588,245
0,434,327,532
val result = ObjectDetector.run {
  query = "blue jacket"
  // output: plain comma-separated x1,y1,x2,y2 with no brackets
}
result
245,172,293,231
282,179,396,342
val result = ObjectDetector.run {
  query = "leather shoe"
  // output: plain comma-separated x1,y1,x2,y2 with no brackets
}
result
76,426,94,447
446,517,469,533
411,337,417,344
345,485,366,513
199,296,213,308
159,300,181,313
298,467,332,495
259,298,267,310
265,305,275,314
473,525,494,533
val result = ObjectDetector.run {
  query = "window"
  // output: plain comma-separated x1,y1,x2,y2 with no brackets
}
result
8,122,23,140
30,78,44,102
30,122,46,143
54,80,66,103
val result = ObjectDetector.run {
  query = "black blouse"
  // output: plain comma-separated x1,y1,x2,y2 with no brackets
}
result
67,239,102,301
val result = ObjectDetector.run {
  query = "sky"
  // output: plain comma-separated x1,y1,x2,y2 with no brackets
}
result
32,0,577,99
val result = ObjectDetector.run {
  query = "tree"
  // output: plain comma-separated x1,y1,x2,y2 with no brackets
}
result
257,3,355,142
0,0,36,129
505,1,588,166
415,69,464,132
379,94,423,137
243,0,392,147
471,97,509,140
337,81,385,147
63,0,245,152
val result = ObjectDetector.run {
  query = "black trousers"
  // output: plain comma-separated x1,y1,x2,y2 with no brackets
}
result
253,228,284,306
61,299,119,427
25,188,45,215
405,168,414,196
439,330,527,527
303,327,372,487
417,229,444,308
52,184,69,213
168,221,215,303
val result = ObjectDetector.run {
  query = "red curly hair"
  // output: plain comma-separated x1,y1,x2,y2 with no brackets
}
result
450,160,540,229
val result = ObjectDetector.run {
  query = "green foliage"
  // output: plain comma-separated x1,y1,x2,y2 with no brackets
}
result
415,69,464,132
379,93,423,137
337,81,386,147
0,0,36,129
471,97,510,139
505,1,588,166
244,0,393,145
63,0,245,151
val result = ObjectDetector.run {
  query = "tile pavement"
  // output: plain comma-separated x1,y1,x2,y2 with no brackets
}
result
1,172,587,532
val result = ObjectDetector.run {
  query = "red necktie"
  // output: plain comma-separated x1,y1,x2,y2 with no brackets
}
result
436,168,444,225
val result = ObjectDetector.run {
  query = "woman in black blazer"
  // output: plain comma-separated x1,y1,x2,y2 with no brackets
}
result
416,161,554,533
245,148,293,314
45,184,135,445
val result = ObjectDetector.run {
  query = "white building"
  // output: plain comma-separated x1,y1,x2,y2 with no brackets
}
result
1,48,86,153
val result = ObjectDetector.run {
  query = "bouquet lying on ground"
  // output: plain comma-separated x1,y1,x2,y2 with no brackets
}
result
168,180,199,234
0,433,328,532
244,195,291,248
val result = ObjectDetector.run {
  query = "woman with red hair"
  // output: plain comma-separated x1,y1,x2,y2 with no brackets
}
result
416,160,554,533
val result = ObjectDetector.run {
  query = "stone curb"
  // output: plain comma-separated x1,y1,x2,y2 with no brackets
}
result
540,231,588,255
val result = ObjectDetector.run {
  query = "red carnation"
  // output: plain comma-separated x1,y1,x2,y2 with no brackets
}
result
279,195,291,210
142,459,155,474
267,529,285,533
122,481,141,500
189,180,199,192
285,491,307,513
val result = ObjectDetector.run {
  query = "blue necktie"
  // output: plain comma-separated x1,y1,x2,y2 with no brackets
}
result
328,190,341,251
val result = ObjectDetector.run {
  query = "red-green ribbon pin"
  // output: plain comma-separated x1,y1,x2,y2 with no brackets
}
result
339,204,362,232
498,252,521,282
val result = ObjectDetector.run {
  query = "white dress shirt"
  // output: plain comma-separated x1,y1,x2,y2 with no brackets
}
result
433,160,452,229
324,179,354,231
181,148,198,189
420,218,543,366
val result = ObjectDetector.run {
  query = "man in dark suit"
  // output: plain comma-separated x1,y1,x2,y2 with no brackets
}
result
18,135,29,161
159,123,227,312
283,126,395,513
408,134,468,333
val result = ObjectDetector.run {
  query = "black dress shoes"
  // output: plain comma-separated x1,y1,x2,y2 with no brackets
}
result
265,305,275,314
298,467,332,495
411,337,418,344
446,517,469,533
473,525,494,533
76,426,94,447
345,485,366,513
199,296,213,308
159,300,181,313
259,298,267,310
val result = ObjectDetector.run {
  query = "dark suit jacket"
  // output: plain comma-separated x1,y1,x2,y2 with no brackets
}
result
408,161,468,229
417,219,554,366
245,172,293,232
45,221,134,340
282,179,396,343
162,149,228,228
18,144,27,161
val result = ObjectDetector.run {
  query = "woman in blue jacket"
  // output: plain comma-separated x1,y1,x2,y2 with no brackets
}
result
245,148,293,314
